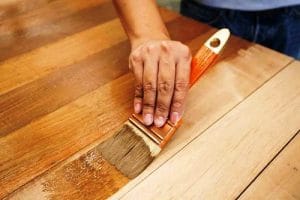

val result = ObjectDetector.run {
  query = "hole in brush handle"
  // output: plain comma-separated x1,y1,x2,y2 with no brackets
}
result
209,37,221,48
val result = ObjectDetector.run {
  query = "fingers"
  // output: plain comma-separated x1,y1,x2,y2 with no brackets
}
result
142,47,158,126
154,44,175,127
129,40,191,127
170,46,191,124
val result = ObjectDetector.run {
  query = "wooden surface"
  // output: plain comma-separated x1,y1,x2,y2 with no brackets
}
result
0,1,299,199
241,131,300,200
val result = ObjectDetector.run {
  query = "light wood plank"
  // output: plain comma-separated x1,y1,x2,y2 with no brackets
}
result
116,61,300,200
110,44,293,199
0,9,179,96
5,44,292,199
239,134,300,198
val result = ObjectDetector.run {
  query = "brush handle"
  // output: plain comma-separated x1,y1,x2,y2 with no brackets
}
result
159,29,230,148
190,28,230,87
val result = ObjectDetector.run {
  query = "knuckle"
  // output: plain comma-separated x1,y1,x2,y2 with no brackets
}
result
143,102,155,109
145,45,154,53
143,82,156,93
175,81,189,92
158,81,173,94
181,46,191,59
161,41,170,53
160,57,171,66
172,100,183,109
130,52,142,63
156,102,169,114
128,61,133,71
134,84,143,98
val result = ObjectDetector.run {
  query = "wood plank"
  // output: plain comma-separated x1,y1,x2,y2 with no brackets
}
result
0,41,130,138
116,61,300,200
110,46,294,199
0,14,209,197
0,74,133,199
5,44,292,199
0,18,124,94
7,139,131,200
8,148,130,200
0,0,109,35
239,134,300,198
0,14,204,137
0,8,179,96
0,0,116,61
0,0,66,21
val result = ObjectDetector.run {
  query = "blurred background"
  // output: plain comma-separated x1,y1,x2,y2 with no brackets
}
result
157,0,180,12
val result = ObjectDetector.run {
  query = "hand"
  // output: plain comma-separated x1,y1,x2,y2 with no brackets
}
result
129,39,192,127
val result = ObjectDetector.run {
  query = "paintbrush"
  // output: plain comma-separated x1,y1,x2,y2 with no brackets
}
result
98,29,230,178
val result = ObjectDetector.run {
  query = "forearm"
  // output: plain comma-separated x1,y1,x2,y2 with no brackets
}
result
112,0,170,47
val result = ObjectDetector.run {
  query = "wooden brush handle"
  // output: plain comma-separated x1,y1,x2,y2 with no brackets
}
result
159,29,230,148
190,46,218,86
190,28,230,87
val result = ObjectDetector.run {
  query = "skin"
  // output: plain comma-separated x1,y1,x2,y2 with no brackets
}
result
113,0,191,127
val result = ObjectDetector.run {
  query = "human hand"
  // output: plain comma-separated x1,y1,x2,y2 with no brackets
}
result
129,39,191,127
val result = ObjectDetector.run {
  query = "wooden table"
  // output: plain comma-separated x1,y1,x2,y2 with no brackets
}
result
0,0,299,199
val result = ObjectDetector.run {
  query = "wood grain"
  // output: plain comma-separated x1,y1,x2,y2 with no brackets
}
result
240,132,300,200
0,1,297,199
0,23,217,199
0,74,133,199
9,148,130,200
111,45,293,199
0,0,116,61
0,13,211,197
0,41,129,137
0,7,179,96
117,61,300,200
5,44,293,199
0,19,123,94
0,0,59,21
0,0,109,35
0,13,207,138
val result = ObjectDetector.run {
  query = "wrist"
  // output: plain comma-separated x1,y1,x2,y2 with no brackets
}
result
130,32,170,50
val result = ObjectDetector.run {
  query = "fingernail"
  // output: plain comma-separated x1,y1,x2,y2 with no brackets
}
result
154,116,165,127
143,114,153,126
134,103,141,113
170,112,180,123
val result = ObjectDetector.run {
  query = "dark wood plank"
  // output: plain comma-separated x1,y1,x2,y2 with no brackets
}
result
0,0,111,24
8,144,130,200
0,0,115,61
0,74,134,199
0,0,66,21
0,40,130,137
0,8,178,96
0,13,214,197
0,14,206,137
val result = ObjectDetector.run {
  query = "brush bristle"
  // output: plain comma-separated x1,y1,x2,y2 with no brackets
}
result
97,121,161,178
